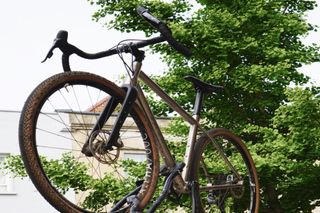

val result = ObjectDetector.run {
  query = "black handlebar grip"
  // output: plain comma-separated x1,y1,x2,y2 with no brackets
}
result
137,6,161,28
136,6,147,15
158,24,192,57
166,36,193,58
56,30,68,41
137,6,192,58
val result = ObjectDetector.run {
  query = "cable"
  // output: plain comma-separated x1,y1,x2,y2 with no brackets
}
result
115,39,147,81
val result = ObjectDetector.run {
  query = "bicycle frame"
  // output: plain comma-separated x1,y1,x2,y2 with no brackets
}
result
137,71,199,180
135,70,198,193
129,60,241,194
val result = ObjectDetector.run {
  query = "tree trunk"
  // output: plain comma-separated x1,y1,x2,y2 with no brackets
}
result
265,184,284,213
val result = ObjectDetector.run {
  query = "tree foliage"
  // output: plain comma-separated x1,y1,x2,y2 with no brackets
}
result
3,0,319,212
87,0,320,212
1,154,151,212
1,153,192,211
246,88,320,212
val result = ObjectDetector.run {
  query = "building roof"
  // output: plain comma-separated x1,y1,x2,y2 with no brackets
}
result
86,96,110,113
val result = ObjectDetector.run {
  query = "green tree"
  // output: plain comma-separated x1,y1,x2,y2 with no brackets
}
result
3,0,320,212
1,154,149,212
245,88,320,212
87,0,320,212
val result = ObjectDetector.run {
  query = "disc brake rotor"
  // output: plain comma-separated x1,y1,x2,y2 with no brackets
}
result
88,130,121,164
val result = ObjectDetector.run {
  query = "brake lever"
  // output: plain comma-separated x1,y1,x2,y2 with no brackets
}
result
41,40,58,63
41,30,69,63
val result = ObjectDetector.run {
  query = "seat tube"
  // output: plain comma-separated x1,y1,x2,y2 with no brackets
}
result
183,90,204,181
193,89,204,117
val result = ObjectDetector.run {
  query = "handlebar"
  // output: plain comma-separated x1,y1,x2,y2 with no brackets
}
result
42,30,166,61
42,6,192,71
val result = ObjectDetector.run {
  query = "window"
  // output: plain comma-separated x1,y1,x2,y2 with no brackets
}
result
0,154,14,194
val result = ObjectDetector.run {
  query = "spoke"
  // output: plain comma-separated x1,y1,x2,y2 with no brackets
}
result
86,86,103,127
107,160,126,180
72,85,103,139
121,146,145,151
36,127,92,155
37,113,93,148
74,152,105,180
91,157,103,179
55,86,97,139
41,112,70,127
43,99,86,144
37,127,74,141
121,135,144,140
49,119,91,154
119,120,136,138
37,145,81,152
70,86,90,140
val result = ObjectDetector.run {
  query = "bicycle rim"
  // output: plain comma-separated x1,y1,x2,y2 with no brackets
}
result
19,71,159,212
191,128,259,213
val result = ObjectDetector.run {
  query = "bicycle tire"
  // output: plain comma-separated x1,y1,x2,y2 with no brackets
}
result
19,71,159,212
190,128,259,213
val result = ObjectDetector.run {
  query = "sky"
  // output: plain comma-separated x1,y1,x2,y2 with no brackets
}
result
0,0,165,111
0,0,319,111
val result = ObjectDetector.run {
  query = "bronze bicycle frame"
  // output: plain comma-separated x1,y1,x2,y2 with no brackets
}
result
130,61,241,194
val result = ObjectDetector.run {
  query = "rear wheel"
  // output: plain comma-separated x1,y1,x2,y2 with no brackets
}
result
190,128,259,213
19,71,159,212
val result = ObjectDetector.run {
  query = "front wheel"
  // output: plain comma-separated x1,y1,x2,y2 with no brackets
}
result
190,128,259,213
19,71,159,212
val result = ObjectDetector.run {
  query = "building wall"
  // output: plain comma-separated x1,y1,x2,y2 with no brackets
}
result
0,110,59,213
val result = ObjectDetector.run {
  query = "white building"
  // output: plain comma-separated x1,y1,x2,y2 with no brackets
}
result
0,110,60,213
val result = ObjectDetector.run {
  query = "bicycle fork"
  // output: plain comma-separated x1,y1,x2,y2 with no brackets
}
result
81,85,138,156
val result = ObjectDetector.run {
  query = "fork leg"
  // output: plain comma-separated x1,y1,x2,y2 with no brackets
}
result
103,85,137,150
81,96,119,156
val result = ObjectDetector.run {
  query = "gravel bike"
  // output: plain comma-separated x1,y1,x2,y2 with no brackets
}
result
19,6,259,213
